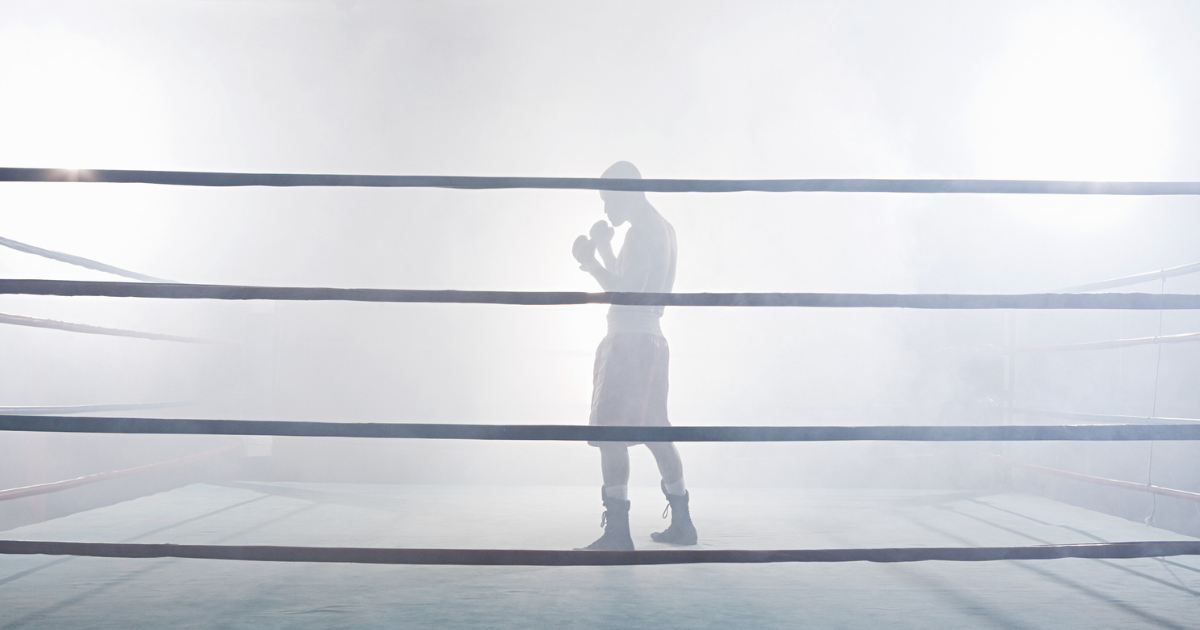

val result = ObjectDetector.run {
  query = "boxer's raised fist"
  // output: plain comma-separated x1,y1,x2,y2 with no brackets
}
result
589,220,615,245
572,235,596,268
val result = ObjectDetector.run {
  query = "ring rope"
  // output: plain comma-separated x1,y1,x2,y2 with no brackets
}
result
0,311,218,344
4,167,1200,195
0,234,172,283
1014,331,1200,353
1010,408,1200,425
0,443,239,502
3,416,1200,441
4,279,1200,310
5,171,1196,571
1,539,1197,565
989,454,1200,502
1061,261,1200,293
0,402,189,415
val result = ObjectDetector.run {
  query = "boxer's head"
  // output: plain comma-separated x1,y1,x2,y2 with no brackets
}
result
599,161,646,226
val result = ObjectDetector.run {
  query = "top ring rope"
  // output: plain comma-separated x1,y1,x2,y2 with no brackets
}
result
4,279,1200,309
3,168,1200,195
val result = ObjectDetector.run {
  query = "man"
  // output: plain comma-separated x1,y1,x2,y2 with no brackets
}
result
571,161,697,551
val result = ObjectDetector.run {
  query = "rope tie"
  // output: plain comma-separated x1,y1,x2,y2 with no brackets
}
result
1146,276,1167,526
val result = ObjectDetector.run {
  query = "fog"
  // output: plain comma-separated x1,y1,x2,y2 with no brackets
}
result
2,0,1200,530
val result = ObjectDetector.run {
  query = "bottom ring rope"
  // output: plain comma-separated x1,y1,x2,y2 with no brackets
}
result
1,540,1198,565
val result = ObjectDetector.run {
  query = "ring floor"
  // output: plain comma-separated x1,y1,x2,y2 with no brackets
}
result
2,484,1199,629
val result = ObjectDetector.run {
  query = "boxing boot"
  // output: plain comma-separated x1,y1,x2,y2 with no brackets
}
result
650,481,697,545
577,487,634,551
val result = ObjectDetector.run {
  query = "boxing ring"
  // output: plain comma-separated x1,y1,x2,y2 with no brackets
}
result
3,168,1200,627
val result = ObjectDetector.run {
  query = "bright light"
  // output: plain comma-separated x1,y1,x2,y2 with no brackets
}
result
971,7,1172,229
973,7,1170,181
0,26,167,168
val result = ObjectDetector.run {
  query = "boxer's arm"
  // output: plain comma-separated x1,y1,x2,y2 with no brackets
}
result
590,221,618,271
578,243,645,293
609,230,653,292
595,241,617,272
583,261,622,292
577,228,653,293
574,235,621,291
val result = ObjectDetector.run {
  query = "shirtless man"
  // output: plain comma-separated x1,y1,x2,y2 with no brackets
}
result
571,161,697,551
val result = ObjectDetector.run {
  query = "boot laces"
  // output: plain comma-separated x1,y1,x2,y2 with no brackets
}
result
661,502,671,519
600,510,608,528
